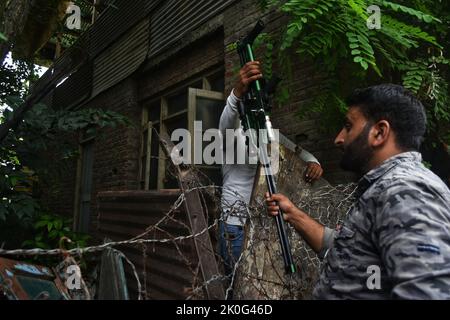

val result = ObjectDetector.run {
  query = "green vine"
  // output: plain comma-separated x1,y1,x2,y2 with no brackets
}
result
258,0,450,146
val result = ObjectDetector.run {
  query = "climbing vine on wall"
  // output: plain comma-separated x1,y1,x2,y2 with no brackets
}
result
258,0,450,145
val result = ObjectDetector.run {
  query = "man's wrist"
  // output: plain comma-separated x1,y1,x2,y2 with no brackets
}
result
232,88,243,100
288,206,305,226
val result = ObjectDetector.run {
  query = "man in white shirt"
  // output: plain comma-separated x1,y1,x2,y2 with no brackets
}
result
219,61,323,277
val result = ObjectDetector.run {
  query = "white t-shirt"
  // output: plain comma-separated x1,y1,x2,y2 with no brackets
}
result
219,90,320,226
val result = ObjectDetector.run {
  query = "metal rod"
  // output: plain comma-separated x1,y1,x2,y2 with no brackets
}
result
236,20,296,274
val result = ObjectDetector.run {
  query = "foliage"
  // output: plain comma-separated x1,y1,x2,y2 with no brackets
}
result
1,57,41,102
257,0,450,145
0,54,131,249
22,213,90,250
0,99,130,227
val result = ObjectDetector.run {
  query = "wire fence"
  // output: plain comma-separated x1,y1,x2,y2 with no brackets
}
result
0,176,356,300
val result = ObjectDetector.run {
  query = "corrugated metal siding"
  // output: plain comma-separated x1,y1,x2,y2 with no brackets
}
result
96,190,203,300
149,0,236,58
53,62,92,109
144,0,164,13
54,32,90,76
89,0,147,57
39,92,53,108
30,32,91,108
92,18,149,98
30,69,53,98
32,0,237,106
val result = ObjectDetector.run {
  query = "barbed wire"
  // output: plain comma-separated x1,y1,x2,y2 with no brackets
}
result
0,218,221,257
0,166,357,300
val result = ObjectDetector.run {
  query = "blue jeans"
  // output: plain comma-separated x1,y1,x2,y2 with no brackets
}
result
219,222,245,277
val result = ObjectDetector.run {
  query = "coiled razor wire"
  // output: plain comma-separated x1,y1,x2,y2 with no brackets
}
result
0,179,357,300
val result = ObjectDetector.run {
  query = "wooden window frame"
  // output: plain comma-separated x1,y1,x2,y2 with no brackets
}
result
140,70,225,190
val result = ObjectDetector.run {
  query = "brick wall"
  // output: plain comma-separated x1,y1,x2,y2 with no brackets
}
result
85,78,141,193
89,30,224,234
43,77,142,234
39,133,79,219
139,30,224,100
84,78,141,233
223,0,357,184
43,0,358,231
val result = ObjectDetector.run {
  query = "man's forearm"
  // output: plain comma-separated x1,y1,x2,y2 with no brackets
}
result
287,208,327,254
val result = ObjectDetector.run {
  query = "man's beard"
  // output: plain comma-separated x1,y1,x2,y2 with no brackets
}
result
339,124,373,176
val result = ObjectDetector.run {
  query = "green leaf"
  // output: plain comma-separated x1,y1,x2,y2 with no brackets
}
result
9,174,20,187
360,60,369,70
422,161,432,169
381,1,441,23
423,15,433,23
371,64,383,77
0,32,7,42
22,240,33,247
36,241,48,249
48,229,59,239
34,220,48,229
54,219,63,230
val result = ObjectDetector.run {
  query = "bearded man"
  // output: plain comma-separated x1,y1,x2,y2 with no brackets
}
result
266,84,450,299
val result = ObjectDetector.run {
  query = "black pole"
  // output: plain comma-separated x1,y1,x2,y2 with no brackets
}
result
258,136,296,273
236,20,296,274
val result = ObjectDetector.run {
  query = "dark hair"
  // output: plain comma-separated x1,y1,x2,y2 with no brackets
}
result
346,84,427,151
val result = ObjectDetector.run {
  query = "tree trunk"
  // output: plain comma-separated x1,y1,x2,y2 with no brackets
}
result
0,0,30,64
1,0,72,63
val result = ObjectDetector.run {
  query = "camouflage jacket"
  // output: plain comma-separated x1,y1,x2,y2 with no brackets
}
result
313,152,450,299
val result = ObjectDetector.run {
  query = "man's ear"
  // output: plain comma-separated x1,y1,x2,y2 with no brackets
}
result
370,120,390,147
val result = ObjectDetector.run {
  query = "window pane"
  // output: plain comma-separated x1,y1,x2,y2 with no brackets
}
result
17,275,65,300
196,97,224,130
208,74,224,92
149,124,160,190
167,91,187,115
141,129,148,189
165,113,188,137
148,101,161,122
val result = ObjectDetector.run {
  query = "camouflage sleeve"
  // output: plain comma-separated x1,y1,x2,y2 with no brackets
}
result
318,226,335,260
374,181,450,299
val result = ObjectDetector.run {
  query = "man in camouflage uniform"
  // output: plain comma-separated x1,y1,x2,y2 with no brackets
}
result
266,84,450,299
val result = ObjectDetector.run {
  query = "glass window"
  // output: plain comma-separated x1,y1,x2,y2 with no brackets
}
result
149,124,160,190
141,71,225,190
167,91,187,115
148,101,161,122
196,97,224,130
207,74,225,92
